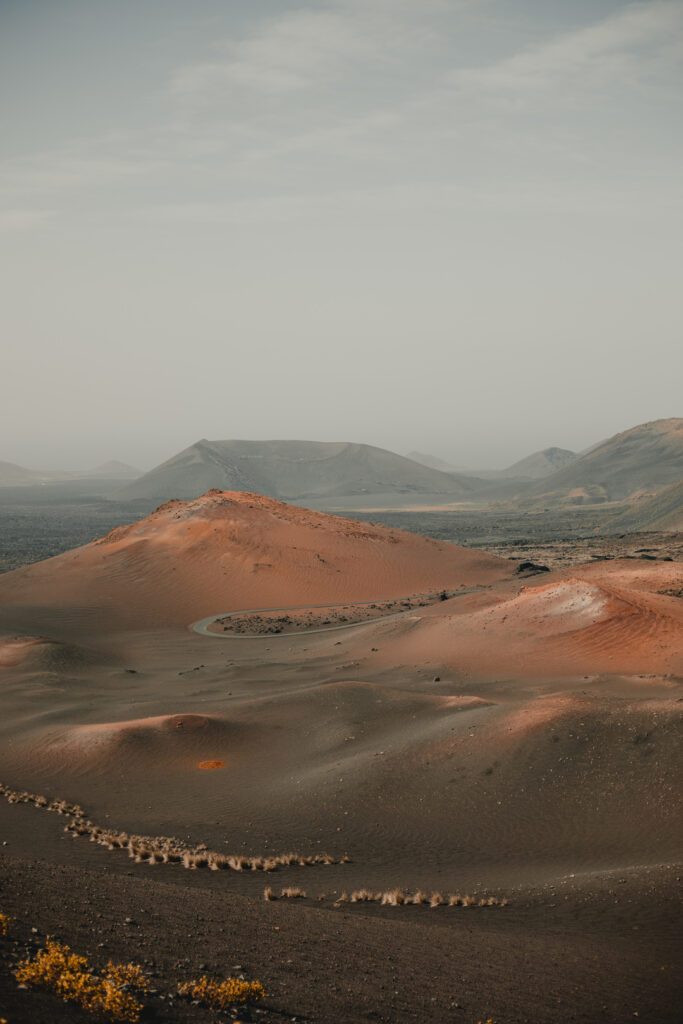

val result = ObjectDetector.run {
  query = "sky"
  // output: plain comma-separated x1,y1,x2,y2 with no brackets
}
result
1,0,682,471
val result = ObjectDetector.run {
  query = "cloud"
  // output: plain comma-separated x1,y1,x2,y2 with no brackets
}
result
171,9,378,99
169,1,448,105
451,0,683,101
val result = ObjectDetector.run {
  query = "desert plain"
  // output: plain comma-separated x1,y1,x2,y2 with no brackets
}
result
0,488,681,1023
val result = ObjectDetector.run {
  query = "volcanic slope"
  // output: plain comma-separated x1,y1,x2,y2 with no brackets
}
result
0,489,510,632
521,417,683,506
115,438,475,502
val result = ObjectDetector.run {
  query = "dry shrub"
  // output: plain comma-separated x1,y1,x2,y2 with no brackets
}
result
280,887,306,899
429,892,443,908
463,895,476,907
448,894,462,906
103,962,148,992
380,889,404,906
15,939,144,1022
177,975,264,1010
410,890,428,905
263,887,275,901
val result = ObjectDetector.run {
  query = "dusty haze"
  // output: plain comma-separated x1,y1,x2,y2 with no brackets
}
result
1,0,682,470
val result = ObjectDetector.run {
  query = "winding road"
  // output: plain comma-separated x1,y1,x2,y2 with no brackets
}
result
191,590,483,639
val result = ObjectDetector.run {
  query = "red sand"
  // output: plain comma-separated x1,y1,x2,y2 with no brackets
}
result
0,490,510,630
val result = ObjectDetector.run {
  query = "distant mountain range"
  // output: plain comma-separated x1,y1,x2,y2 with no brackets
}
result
3,420,681,518
114,419,681,510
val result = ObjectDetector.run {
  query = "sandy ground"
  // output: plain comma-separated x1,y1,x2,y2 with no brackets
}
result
0,491,681,1023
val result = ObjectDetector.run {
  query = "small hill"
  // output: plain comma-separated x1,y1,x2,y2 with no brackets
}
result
499,447,577,480
0,459,141,487
79,460,141,479
0,490,510,629
0,460,69,486
520,419,683,506
116,439,473,503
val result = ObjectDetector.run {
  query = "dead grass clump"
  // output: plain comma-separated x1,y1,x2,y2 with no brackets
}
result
429,892,444,908
0,781,343,879
177,975,264,1010
380,889,405,906
227,855,249,872
280,887,306,899
410,890,428,905
263,887,275,901
15,939,145,1022
350,889,374,903
448,894,463,906
463,895,476,907
208,853,228,871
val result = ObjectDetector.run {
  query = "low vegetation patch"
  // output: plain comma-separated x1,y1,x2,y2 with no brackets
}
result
14,939,146,1022
0,782,344,876
177,974,265,1010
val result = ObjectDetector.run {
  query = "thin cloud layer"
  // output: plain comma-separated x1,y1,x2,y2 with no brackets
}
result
1,1,681,469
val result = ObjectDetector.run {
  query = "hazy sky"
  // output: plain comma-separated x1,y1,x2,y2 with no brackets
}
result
2,0,681,471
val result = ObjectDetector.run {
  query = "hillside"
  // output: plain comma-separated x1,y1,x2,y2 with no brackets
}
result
519,418,683,506
0,489,509,630
116,439,474,503
601,478,683,533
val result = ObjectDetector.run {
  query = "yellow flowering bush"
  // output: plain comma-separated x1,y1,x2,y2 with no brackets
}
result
0,911,10,936
177,973,265,1009
15,939,145,1022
